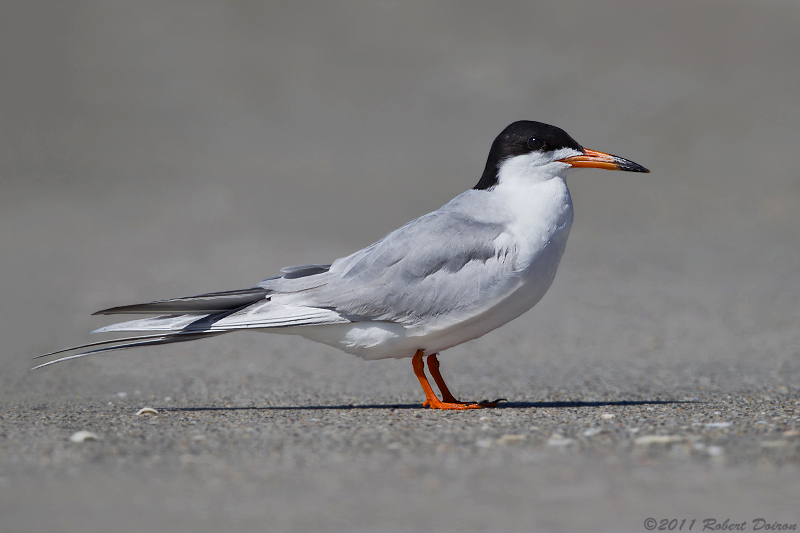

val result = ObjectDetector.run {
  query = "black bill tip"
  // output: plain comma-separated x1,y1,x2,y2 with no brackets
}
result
615,156,650,173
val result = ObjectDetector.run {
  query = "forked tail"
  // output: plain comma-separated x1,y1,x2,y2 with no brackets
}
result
32,287,270,369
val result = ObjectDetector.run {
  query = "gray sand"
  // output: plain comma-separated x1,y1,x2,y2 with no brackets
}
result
1,1,799,531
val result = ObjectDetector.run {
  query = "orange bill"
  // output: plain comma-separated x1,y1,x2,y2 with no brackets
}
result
557,148,650,173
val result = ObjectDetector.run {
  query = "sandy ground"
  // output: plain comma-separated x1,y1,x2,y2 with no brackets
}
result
1,1,799,531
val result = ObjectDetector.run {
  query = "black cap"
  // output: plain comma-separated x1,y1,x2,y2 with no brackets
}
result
474,121,584,190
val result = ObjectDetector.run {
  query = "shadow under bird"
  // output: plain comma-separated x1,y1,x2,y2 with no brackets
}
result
35,121,649,410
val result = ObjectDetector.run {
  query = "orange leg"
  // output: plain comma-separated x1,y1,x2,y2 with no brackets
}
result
425,352,504,408
412,350,482,410
426,353,463,404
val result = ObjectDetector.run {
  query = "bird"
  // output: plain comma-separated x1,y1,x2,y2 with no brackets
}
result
33,120,649,409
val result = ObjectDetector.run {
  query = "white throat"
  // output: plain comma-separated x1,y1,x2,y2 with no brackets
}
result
488,149,576,271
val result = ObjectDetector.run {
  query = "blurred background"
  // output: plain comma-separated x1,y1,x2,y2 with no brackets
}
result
2,0,798,394
1,1,799,530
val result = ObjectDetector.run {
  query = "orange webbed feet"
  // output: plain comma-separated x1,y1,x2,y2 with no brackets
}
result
412,351,502,410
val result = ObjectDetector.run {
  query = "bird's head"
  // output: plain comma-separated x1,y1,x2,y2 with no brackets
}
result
474,120,649,190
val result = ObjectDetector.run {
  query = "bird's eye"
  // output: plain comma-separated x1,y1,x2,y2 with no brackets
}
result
527,137,545,151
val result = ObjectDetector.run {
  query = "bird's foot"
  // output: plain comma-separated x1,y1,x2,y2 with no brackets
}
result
422,397,483,410
413,350,505,410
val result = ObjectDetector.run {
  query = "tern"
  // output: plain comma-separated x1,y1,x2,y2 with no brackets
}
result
34,121,649,409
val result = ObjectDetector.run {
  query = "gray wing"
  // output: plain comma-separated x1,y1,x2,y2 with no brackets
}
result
261,206,517,326
81,197,517,333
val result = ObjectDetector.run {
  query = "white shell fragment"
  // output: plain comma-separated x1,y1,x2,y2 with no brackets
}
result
583,427,604,437
136,407,159,416
707,446,724,457
633,435,684,445
547,437,575,447
496,434,526,445
69,430,98,443
601,413,615,420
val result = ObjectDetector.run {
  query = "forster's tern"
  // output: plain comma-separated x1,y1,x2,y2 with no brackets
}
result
35,121,649,409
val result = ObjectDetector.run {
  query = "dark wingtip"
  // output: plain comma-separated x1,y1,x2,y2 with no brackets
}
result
91,305,143,315
90,287,270,316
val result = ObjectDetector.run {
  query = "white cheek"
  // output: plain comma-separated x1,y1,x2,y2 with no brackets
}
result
496,149,581,185
497,153,547,182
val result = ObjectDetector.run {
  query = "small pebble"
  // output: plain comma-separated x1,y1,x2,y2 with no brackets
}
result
704,422,732,428
69,430,98,443
601,413,615,420
759,440,787,448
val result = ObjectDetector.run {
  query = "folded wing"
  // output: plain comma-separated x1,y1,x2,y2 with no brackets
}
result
35,192,518,366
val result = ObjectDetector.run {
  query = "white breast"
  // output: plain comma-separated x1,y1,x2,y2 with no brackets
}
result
422,176,574,350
